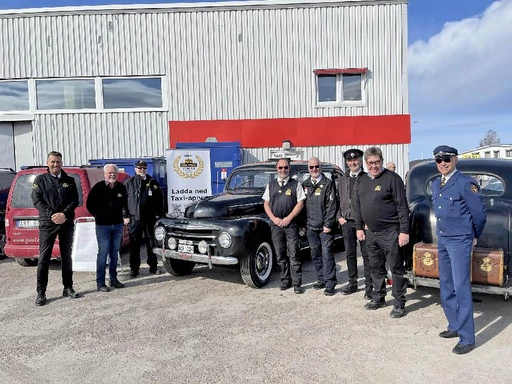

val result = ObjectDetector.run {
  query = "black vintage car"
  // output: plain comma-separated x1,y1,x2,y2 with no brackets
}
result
153,160,343,288
406,158,512,299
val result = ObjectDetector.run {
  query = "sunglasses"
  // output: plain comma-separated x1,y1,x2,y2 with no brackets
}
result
277,166,289,170
309,165,320,170
136,166,147,170
435,155,452,164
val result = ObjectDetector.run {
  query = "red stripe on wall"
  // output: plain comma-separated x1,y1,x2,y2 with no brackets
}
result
169,115,410,148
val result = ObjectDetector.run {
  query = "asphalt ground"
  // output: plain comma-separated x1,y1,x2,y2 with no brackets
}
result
1,249,511,384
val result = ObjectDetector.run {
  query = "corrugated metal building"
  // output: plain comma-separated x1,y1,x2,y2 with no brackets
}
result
0,0,410,176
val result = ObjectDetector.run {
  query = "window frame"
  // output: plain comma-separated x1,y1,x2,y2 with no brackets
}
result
314,68,367,107
0,79,31,113
35,78,97,112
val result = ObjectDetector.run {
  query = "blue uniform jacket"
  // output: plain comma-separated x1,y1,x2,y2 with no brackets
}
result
432,170,487,238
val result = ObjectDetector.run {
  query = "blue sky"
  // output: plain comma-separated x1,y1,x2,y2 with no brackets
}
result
1,0,509,160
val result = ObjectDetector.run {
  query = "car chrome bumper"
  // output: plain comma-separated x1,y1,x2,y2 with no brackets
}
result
153,248,238,266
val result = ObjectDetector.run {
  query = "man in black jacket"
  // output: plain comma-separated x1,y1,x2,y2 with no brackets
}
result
125,160,164,277
337,148,373,299
32,151,80,306
354,146,409,318
86,164,130,292
303,157,338,296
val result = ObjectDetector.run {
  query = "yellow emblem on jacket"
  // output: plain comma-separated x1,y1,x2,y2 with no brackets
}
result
285,188,292,196
117,193,122,198
32,183,38,189
62,183,69,187
375,185,381,191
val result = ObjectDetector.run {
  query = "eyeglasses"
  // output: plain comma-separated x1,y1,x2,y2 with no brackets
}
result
277,166,289,170
367,160,382,166
435,155,452,164
309,165,320,170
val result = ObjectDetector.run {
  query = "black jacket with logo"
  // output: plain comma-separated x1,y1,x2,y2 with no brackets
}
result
86,181,129,225
31,169,79,223
303,174,338,230
125,174,164,221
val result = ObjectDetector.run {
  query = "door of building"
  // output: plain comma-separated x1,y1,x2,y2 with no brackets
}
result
0,122,33,170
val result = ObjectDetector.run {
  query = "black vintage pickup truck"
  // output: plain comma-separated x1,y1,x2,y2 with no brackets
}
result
153,160,343,288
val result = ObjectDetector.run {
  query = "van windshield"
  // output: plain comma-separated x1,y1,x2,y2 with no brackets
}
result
11,174,84,208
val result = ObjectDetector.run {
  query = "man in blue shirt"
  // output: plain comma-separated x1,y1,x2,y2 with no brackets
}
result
432,145,487,355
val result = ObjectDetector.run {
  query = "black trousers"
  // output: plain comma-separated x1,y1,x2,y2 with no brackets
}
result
129,218,158,272
365,229,407,308
307,228,336,288
271,224,302,286
37,220,74,293
341,221,372,288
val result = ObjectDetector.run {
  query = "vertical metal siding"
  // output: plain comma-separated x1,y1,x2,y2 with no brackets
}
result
0,1,407,165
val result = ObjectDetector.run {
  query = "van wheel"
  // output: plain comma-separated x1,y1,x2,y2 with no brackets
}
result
163,258,195,276
240,240,273,288
16,258,38,267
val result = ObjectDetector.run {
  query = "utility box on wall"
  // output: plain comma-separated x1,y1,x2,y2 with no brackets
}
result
175,142,241,195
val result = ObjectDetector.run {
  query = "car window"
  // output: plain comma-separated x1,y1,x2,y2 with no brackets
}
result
11,174,84,208
425,173,504,197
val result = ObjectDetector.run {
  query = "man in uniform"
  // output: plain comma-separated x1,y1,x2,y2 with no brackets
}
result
337,148,372,299
32,151,80,306
354,146,409,318
263,158,306,294
432,145,487,355
126,160,164,277
303,157,338,296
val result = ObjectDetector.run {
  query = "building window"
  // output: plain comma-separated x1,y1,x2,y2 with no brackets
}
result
314,68,367,105
484,151,491,158
494,151,500,158
102,77,162,109
36,79,96,110
0,80,30,111
506,150,512,157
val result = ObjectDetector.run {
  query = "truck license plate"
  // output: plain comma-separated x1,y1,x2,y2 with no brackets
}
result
178,244,193,254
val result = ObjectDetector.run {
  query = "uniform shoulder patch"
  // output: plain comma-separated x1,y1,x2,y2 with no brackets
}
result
470,184,479,193
32,183,38,189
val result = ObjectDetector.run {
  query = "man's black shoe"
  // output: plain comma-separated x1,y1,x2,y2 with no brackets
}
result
130,270,139,278
452,343,475,355
294,286,305,294
341,285,358,295
35,293,47,306
390,306,406,318
313,282,326,290
97,285,110,292
149,268,162,275
62,287,80,299
324,286,336,296
280,282,292,291
364,300,386,310
439,330,459,339
110,280,125,289
364,288,373,300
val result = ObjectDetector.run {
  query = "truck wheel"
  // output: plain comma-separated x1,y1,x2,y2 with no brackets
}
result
16,258,38,267
163,258,195,276
240,240,273,288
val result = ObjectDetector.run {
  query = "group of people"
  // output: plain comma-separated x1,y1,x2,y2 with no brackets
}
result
32,144,487,355
263,145,486,355
32,153,164,303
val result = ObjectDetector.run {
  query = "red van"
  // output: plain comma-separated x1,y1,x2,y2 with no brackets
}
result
4,166,130,266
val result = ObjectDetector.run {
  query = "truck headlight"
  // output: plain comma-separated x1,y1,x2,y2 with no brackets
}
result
154,226,165,241
167,237,177,250
218,232,232,248
198,240,208,254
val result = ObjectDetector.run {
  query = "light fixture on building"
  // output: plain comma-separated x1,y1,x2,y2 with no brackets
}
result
282,140,292,150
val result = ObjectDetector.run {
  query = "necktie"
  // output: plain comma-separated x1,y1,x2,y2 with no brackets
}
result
279,181,284,187
312,179,317,186
440,176,446,187
351,174,357,179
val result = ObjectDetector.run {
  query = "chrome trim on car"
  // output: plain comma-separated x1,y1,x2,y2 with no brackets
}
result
169,223,220,231
154,248,238,265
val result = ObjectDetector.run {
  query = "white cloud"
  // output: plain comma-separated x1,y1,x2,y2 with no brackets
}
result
409,0,512,115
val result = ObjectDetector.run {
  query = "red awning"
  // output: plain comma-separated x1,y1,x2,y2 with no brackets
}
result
313,68,368,75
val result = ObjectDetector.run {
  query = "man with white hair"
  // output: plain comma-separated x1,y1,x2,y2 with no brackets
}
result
87,164,130,292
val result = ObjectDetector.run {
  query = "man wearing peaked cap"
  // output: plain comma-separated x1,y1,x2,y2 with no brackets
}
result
343,148,364,161
431,144,486,355
126,159,165,277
